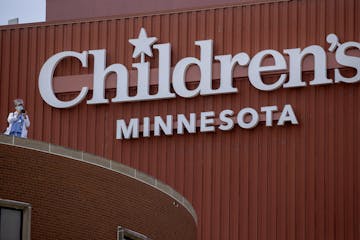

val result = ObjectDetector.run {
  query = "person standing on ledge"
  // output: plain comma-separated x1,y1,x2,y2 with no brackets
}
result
4,99,30,138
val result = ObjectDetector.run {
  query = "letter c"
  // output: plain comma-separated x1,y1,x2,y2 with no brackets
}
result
38,51,89,108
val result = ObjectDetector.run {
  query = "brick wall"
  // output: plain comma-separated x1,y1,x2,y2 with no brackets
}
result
0,143,196,240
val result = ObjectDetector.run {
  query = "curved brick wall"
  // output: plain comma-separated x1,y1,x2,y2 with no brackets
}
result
0,135,196,240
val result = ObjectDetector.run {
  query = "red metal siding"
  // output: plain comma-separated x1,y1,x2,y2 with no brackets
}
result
0,0,359,240
46,0,288,22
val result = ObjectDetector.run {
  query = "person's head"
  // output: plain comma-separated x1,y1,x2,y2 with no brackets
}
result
14,99,25,113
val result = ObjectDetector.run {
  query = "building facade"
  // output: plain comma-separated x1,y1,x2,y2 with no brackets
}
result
0,0,359,239
0,136,197,240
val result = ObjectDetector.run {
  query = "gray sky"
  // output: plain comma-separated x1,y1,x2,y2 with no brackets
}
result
0,0,45,26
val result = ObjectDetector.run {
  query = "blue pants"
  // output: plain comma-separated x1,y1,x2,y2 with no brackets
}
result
10,131,22,137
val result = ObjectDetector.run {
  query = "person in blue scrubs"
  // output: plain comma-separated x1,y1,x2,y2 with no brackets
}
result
4,99,30,138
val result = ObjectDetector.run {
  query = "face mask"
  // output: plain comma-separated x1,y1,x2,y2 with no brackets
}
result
15,105,24,112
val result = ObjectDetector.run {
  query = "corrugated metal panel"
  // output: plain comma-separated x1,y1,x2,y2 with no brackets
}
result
46,0,290,22
0,0,359,240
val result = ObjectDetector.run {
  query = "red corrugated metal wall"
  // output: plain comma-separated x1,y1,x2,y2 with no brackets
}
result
46,0,285,22
1,0,359,239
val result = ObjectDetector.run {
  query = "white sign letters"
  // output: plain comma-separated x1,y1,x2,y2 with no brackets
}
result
38,29,360,139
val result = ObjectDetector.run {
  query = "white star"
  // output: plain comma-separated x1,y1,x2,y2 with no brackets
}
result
129,28,158,59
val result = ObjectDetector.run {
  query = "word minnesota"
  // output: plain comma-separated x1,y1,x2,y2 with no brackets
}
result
116,104,298,139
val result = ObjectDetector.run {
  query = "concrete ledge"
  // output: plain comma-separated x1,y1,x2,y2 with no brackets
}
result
14,137,49,152
0,134,14,144
50,144,83,159
0,134,198,224
156,180,175,197
111,160,136,177
83,153,110,168
136,171,156,186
